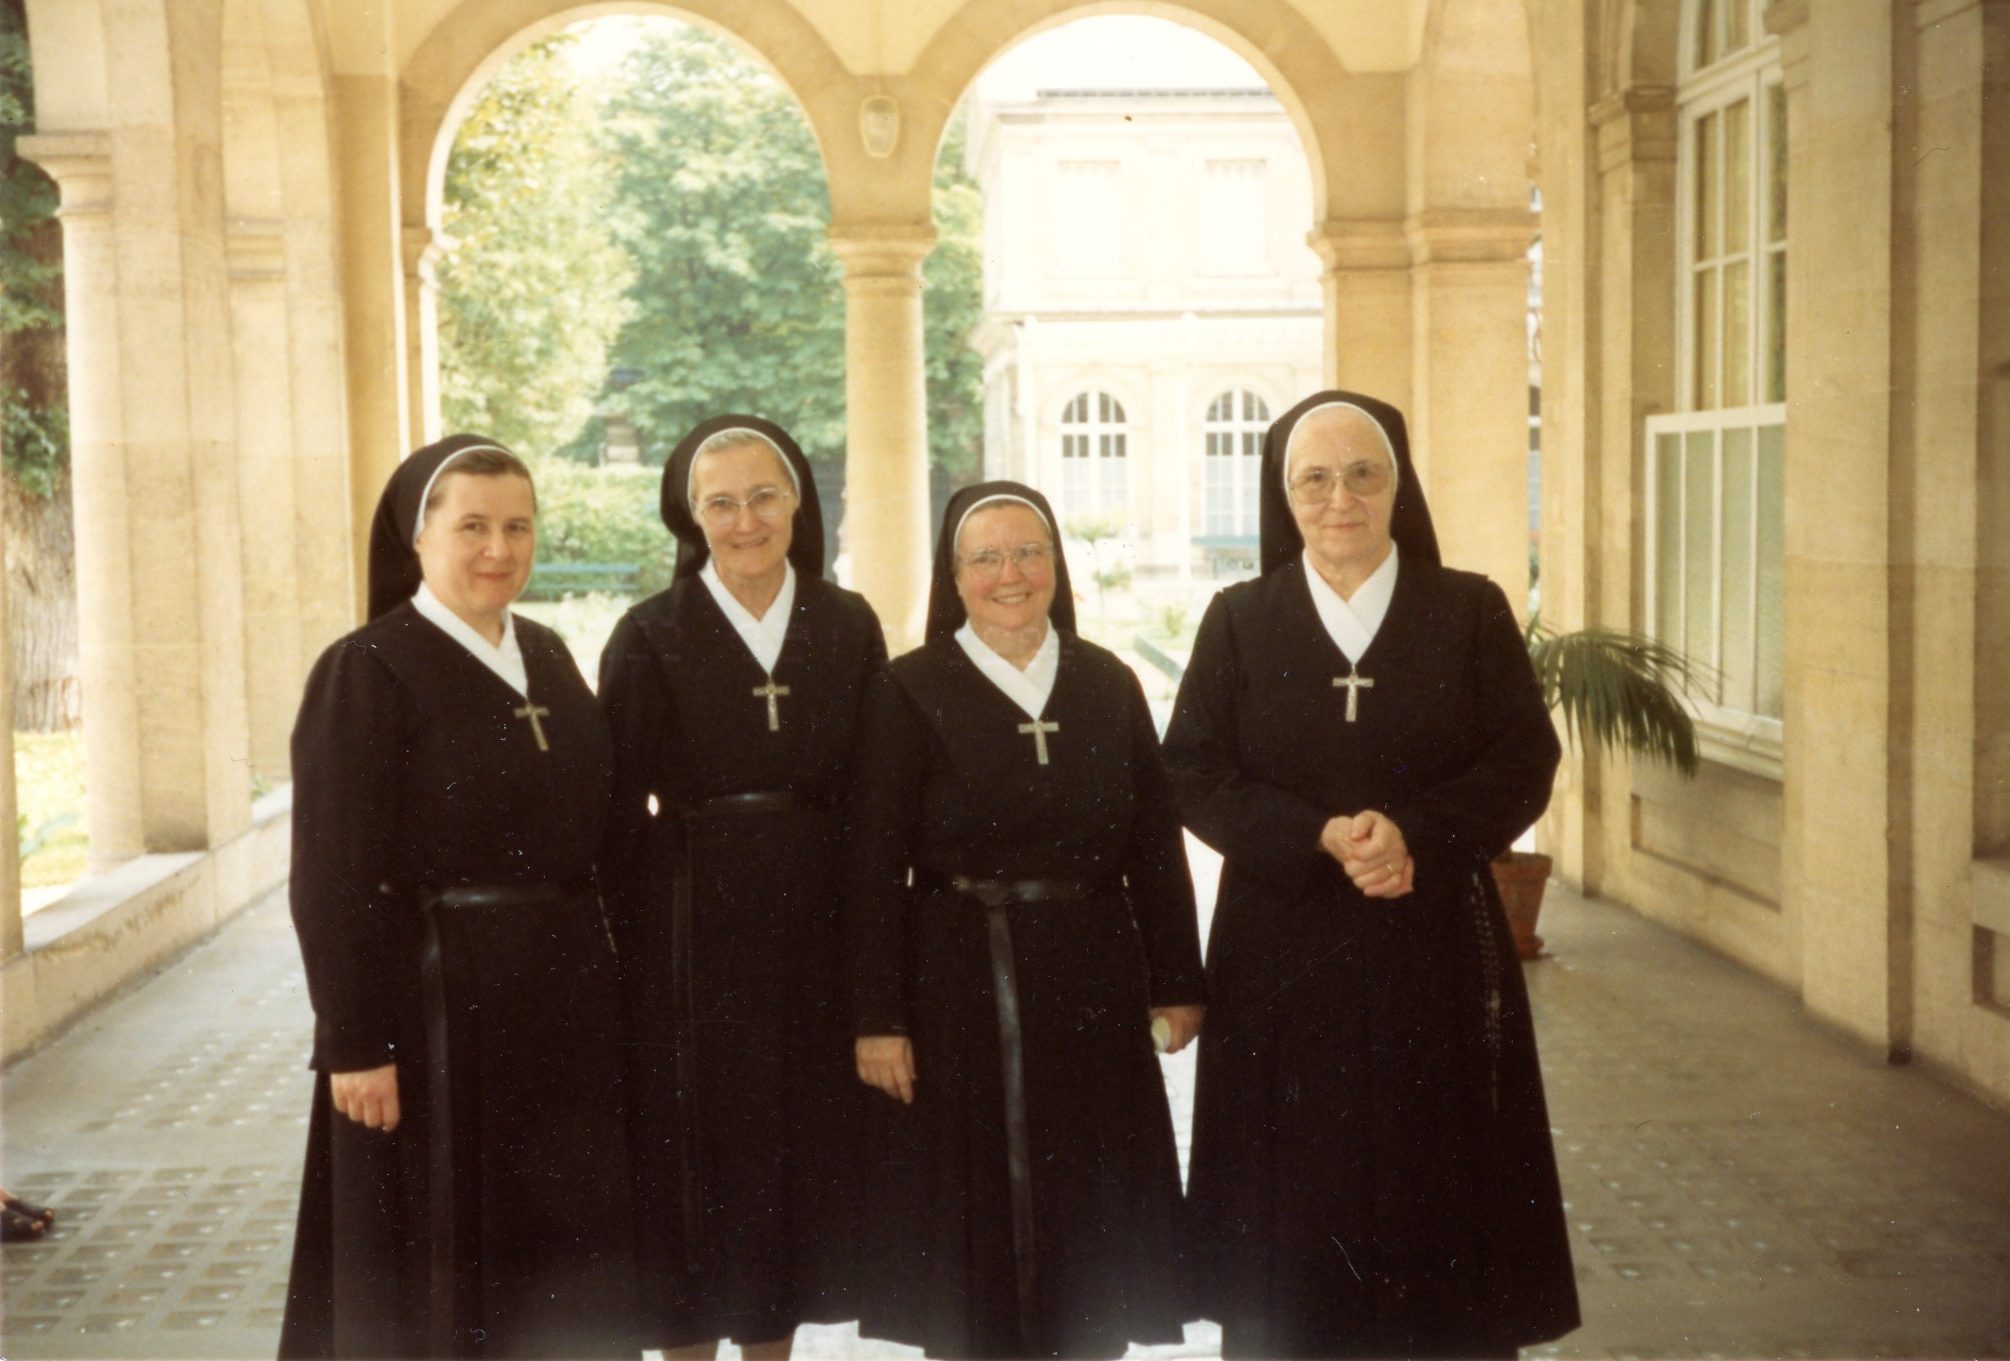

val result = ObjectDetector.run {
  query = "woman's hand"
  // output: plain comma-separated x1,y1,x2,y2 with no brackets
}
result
1321,811,1415,899
856,1035,916,1104
1149,1004,1205,1055
330,1063,400,1131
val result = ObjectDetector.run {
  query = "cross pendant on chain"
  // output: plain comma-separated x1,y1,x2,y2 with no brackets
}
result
1018,719,1059,766
514,701,552,752
1332,665,1374,723
752,677,791,732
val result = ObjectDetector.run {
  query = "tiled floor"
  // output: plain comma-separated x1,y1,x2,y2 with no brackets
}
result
3,869,2008,1359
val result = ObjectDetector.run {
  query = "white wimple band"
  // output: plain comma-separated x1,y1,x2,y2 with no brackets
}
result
413,444,511,546
953,494,1054,558
687,427,800,508
1281,402,1400,495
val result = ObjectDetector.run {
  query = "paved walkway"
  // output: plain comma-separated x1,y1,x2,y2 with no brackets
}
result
4,870,2008,1359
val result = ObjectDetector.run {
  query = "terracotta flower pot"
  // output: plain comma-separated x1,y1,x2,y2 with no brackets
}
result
1489,850,1554,960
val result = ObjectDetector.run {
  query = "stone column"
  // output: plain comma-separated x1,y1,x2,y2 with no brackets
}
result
1308,219,1412,408
272,86,358,665
20,1,253,862
403,225,446,449
332,73,411,618
228,221,303,783
1407,209,1539,612
831,227,935,651
1779,0,1905,1054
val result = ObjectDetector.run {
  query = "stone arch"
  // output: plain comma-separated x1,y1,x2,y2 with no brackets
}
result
902,0,1356,228
399,2,856,234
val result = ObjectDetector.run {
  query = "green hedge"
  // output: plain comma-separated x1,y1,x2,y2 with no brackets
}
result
529,460,674,595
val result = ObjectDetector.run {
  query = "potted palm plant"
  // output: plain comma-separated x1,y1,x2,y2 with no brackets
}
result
1494,625,1701,958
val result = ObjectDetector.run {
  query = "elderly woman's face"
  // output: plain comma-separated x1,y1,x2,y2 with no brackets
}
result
1286,410,1398,583
955,504,1056,637
693,440,796,586
415,471,536,623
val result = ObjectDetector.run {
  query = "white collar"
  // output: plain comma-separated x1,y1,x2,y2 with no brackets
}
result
411,581,529,698
1301,543,1399,665
955,621,1060,721
700,558,796,675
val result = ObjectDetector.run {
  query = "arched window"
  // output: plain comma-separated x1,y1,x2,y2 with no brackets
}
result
1645,0,1786,753
1202,388,1269,536
1059,391,1129,517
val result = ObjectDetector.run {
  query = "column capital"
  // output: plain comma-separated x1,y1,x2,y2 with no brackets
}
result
1590,85,1677,173
828,222,936,286
227,218,287,283
1306,218,1409,272
16,132,113,216
1404,208,1537,266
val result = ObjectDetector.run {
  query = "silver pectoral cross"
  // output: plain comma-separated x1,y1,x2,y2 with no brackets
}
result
1333,665,1375,723
752,677,791,732
514,701,552,752
1018,719,1059,766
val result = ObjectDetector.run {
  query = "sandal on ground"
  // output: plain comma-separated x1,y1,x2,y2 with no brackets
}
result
2,1194,54,1228
2,1204,49,1242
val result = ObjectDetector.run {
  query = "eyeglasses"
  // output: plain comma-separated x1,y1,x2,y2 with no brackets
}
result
957,543,1054,578
697,486,795,530
1287,461,1394,507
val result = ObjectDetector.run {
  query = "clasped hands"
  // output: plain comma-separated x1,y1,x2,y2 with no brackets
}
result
1320,809,1414,899
856,1003,1205,1105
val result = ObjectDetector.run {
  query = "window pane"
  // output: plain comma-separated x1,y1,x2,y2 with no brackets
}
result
1725,98,1751,254
1766,250,1787,403
1721,426,1756,711
1696,110,1719,259
1656,433,1684,644
1727,0,1751,54
1767,82,1787,244
1725,257,1752,407
1685,430,1717,674
1756,423,1785,717
1695,267,1721,409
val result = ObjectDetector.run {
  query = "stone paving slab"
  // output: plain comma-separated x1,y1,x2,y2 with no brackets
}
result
4,865,2008,1359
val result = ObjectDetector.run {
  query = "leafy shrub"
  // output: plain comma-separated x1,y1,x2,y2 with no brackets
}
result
529,460,675,593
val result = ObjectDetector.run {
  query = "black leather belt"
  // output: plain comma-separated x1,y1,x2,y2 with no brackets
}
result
666,789,810,1271
928,871,1116,1352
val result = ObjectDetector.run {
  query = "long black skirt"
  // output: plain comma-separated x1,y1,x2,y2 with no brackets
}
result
860,887,1189,1360
280,892,635,1359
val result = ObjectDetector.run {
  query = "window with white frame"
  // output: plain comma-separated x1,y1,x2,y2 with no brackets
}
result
1059,392,1129,517
1645,0,1786,748
1055,160,1123,276
1202,389,1269,536
1201,160,1268,276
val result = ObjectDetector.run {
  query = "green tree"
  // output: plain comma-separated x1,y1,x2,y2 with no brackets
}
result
438,32,634,458
2,0,79,732
597,23,987,495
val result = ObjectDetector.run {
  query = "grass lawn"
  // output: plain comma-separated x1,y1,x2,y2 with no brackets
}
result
15,729,86,890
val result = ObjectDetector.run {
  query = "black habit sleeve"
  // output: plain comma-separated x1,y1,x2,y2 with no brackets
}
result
1385,579,1561,877
1161,590,1330,888
596,611,668,964
289,640,412,1074
842,665,925,1038
1117,667,1207,1007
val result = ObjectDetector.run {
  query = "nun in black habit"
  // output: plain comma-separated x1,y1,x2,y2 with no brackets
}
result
596,417,886,1356
1162,392,1579,1359
845,482,1206,1360
281,435,634,1360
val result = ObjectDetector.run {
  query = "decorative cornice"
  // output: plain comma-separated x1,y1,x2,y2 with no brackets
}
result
1306,218,1410,272
16,132,113,216
1590,85,1678,173
828,222,937,285
1405,208,1538,266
